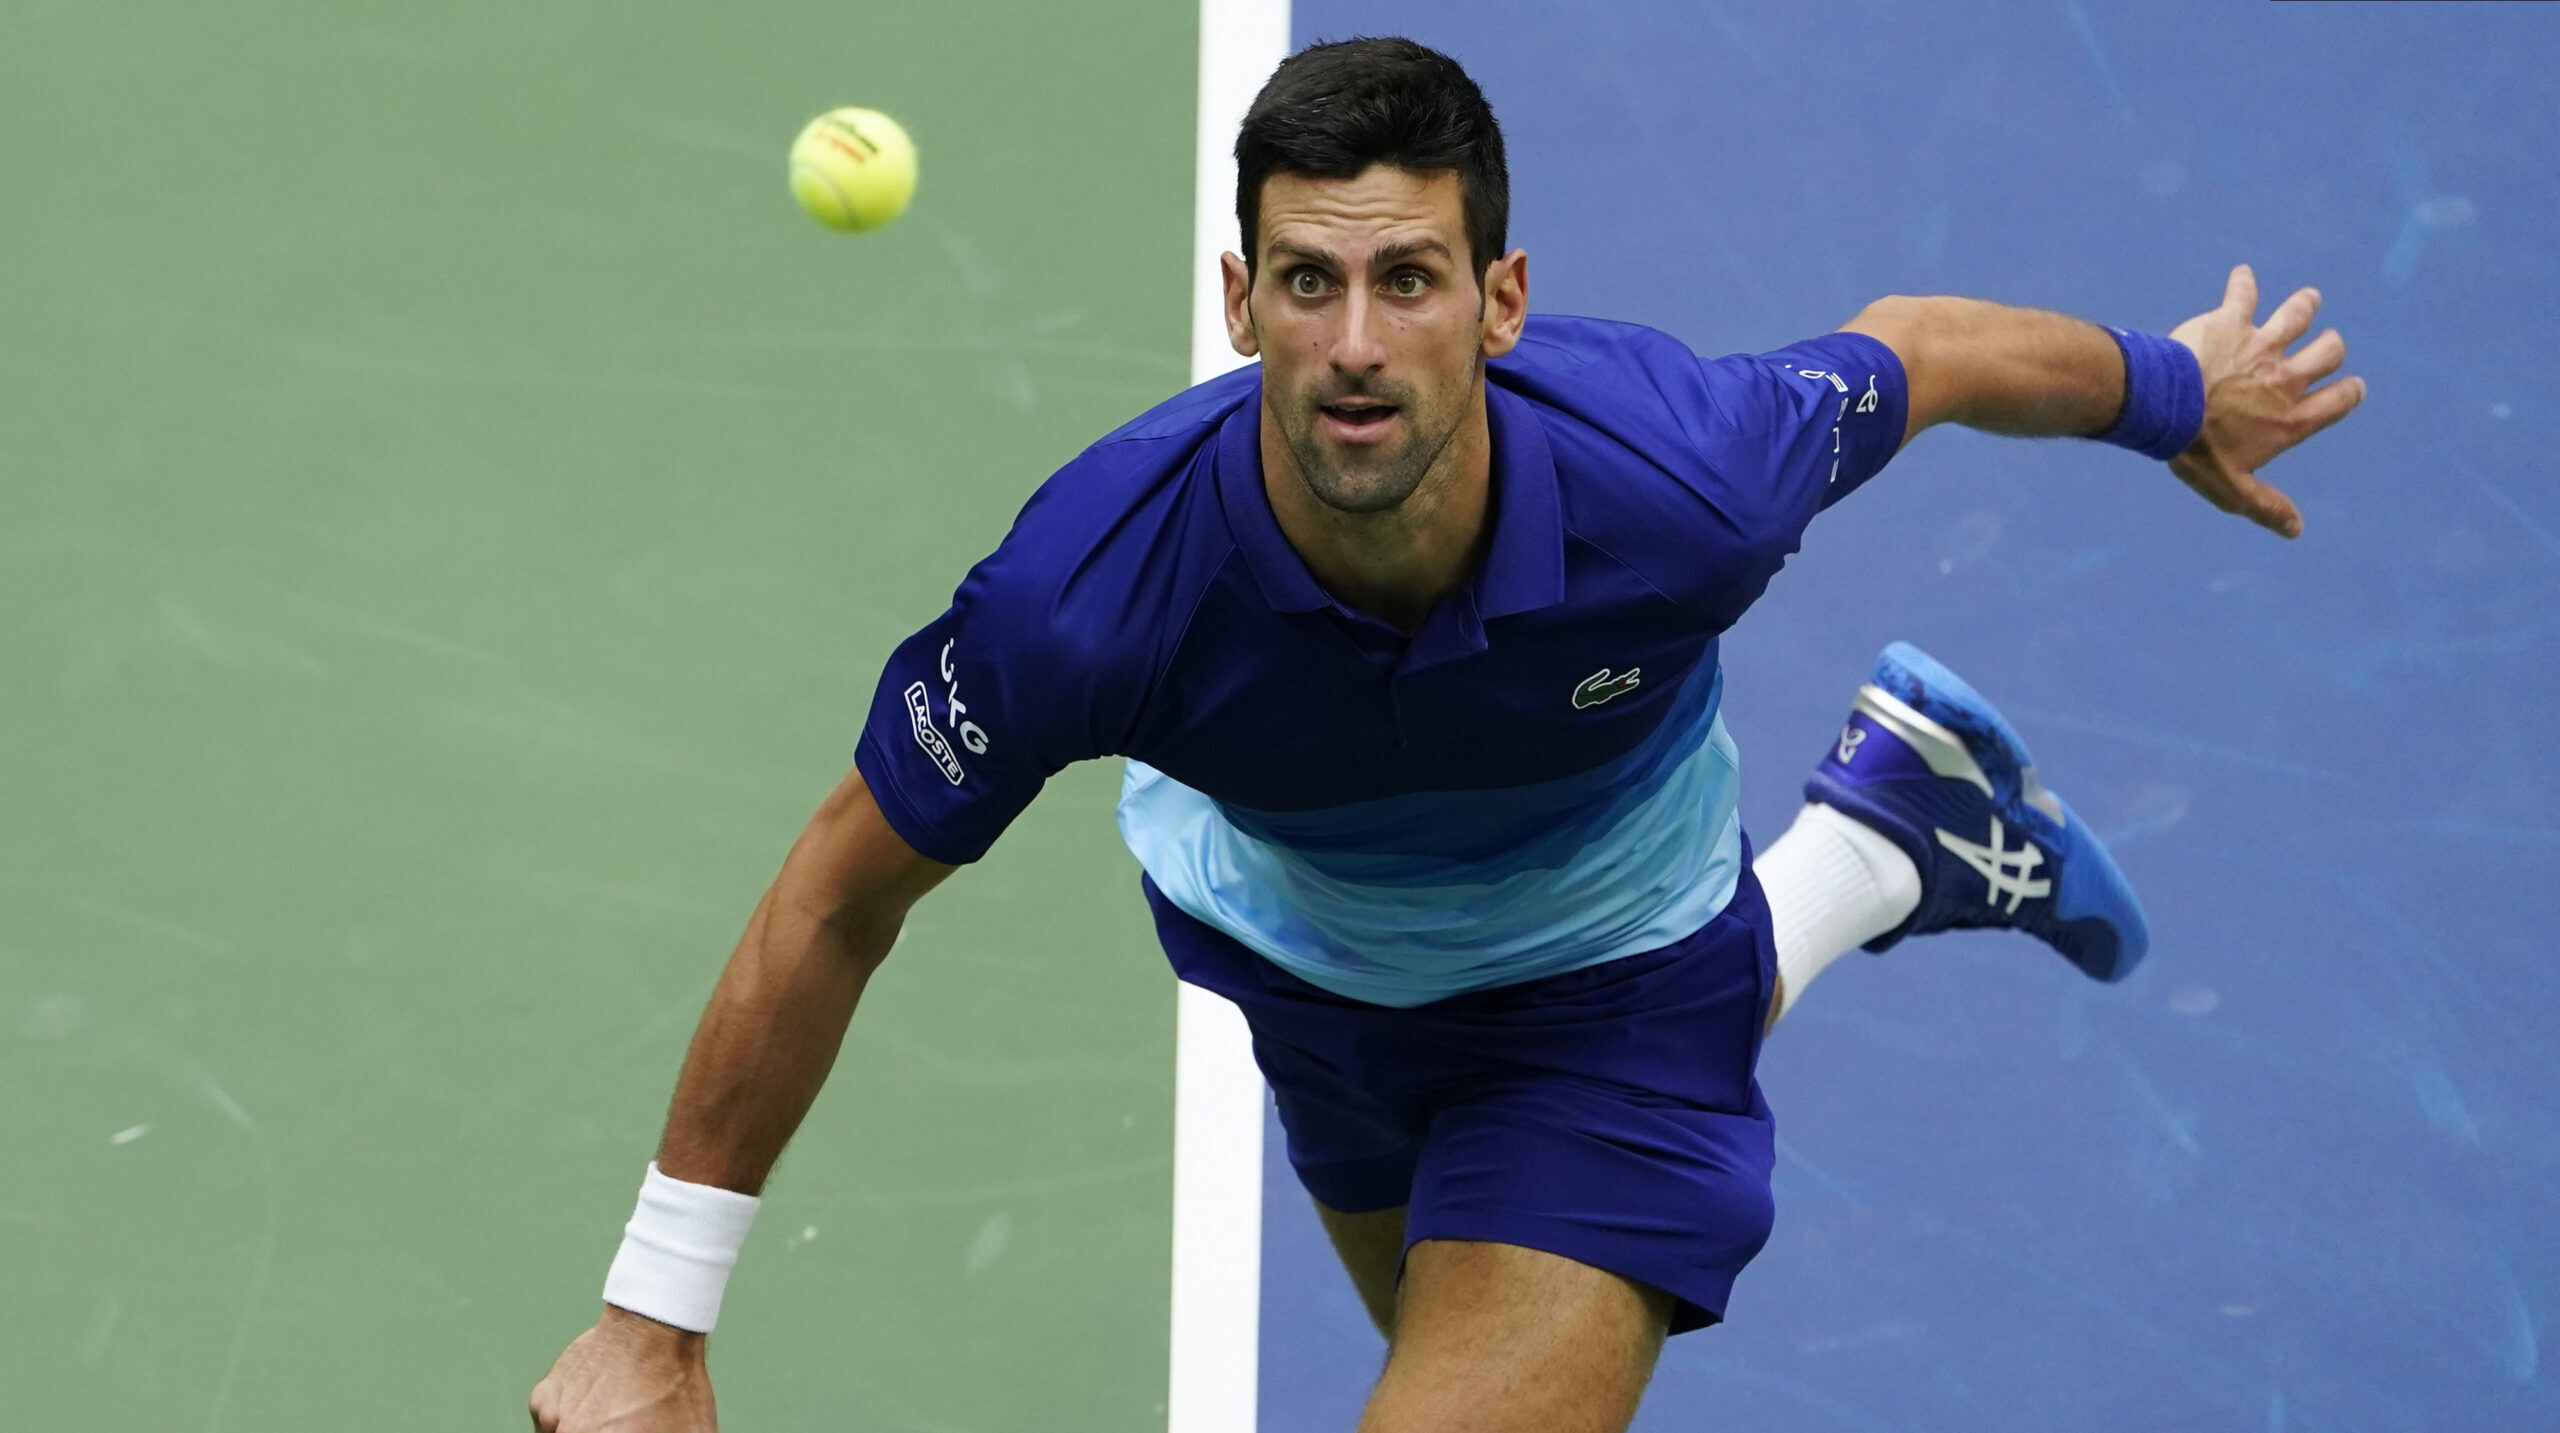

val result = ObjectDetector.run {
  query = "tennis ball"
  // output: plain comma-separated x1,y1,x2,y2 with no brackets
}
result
788,107,917,232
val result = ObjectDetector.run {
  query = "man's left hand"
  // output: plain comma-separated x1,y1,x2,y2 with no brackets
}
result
2167,263,2367,539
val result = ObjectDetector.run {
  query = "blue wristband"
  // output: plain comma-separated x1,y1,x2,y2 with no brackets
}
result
2098,327,2205,461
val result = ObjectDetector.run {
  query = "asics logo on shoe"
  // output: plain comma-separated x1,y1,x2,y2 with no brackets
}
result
1935,816,2051,913
1572,667,1643,709
1836,724,1867,763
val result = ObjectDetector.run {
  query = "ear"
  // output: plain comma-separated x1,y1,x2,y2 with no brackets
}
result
1478,249,1529,359
1221,252,1260,358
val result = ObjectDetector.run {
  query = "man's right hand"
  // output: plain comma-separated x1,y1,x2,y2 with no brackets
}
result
529,1306,717,1432
530,773,949,1429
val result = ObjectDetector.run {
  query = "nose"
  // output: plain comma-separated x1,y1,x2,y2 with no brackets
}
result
1330,283,1389,379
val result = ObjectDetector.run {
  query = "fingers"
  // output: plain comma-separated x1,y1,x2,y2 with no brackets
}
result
2282,328,2347,386
2219,468,2305,539
2172,451,2304,539
2221,263,2258,319
2293,373,2368,438
2247,479,2305,539
2261,285,2322,350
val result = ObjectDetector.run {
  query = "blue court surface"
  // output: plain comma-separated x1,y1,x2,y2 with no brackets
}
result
1259,3,2559,1429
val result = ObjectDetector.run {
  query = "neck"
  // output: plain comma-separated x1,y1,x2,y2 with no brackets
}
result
1259,385,1493,634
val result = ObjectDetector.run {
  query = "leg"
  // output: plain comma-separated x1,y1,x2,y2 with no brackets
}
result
1357,1239,1672,1433
1757,799,1920,1031
1314,1200,1407,1338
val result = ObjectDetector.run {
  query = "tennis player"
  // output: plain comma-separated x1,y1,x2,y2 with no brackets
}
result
533,38,2360,1433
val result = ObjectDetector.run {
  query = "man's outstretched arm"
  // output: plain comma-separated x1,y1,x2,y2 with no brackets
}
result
529,769,955,1432
1843,263,2367,538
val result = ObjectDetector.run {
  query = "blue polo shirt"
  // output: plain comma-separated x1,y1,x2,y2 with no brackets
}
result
853,315,1907,1007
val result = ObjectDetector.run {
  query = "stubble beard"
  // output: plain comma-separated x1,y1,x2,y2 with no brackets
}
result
1277,381,1469,517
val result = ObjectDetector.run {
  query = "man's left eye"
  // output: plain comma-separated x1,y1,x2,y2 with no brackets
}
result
1390,274,1427,297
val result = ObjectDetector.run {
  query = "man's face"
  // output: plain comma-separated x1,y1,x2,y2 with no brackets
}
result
1226,167,1523,514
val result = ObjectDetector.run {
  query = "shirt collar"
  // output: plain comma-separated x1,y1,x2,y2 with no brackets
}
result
1475,380,1566,619
1216,392,1333,612
1214,376,1567,621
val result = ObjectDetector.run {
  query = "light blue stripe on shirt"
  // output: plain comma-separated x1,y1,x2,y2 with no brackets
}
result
1117,662,1745,1008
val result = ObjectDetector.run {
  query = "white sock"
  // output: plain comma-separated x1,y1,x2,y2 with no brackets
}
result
1757,802,1922,1024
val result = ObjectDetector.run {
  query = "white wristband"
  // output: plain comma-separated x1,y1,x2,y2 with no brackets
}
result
601,1162,761,1333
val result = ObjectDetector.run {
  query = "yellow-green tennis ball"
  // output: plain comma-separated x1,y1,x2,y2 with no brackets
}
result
788,107,917,232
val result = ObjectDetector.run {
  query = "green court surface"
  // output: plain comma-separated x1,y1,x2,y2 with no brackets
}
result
0,1,1194,1425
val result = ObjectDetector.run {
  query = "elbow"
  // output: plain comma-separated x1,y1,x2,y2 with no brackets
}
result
1842,295,1953,443
1840,295,1939,367
1847,293,1932,325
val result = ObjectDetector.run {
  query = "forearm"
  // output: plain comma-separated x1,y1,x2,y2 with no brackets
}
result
1843,295,2127,445
653,882,885,1194
651,773,946,1195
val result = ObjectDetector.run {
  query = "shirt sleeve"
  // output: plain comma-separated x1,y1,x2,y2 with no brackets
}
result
1696,329,1909,518
852,548,1135,866
1661,329,1909,623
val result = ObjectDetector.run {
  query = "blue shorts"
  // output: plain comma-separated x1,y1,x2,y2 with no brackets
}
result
1143,860,1780,1334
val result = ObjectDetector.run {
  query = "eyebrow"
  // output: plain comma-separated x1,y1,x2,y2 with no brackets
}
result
1267,239,1455,273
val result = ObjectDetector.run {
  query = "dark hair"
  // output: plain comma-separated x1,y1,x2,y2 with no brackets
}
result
1234,37,1508,282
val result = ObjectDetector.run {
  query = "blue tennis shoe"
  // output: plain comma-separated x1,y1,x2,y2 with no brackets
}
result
1803,642,2150,983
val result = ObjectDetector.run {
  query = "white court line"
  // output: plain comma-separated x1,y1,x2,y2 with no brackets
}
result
1168,6,1288,1433
1189,0,1290,394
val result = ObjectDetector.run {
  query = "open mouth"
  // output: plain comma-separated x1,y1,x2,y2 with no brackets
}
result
1319,402,1400,438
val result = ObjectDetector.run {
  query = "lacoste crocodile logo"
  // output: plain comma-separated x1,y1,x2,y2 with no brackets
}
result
1572,666,1642,710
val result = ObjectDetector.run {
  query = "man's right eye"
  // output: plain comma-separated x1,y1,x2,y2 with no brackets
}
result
1289,270,1326,297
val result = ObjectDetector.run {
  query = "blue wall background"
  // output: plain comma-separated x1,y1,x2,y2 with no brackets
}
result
1261,3,2560,1429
